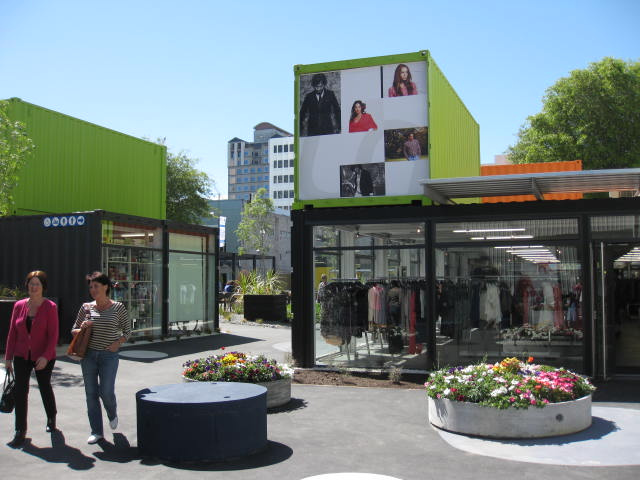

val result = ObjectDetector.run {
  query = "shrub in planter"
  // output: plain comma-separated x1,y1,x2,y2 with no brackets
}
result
182,350,293,408
183,351,292,382
425,357,595,409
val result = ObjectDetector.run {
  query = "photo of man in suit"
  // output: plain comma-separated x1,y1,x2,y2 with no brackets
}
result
300,73,341,137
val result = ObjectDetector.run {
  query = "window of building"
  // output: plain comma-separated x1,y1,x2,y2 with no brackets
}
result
278,175,283,183
278,191,283,199
278,145,283,153
273,175,277,183
284,145,288,153
284,191,289,198
273,145,277,153
290,144,294,151
273,161,277,168
277,160,282,168
273,191,277,199
289,190,294,197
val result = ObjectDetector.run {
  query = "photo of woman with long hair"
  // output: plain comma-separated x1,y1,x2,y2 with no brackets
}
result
388,64,417,97
348,100,378,133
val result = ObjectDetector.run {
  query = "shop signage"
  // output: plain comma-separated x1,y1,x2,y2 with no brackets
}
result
43,214,86,228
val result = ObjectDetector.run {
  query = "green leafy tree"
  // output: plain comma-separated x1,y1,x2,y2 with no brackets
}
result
161,139,215,224
508,57,640,169
0,100,35,216
236,188,274,256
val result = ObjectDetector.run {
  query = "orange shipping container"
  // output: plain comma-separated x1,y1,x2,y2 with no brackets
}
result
481,160,583,203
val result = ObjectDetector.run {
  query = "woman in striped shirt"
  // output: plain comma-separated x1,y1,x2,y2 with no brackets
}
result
72,271,130,444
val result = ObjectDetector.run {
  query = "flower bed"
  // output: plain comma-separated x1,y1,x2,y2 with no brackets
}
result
425,357,595,438
182,351,293,408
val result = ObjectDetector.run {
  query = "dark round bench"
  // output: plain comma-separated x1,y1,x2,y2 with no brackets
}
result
136,382,267,462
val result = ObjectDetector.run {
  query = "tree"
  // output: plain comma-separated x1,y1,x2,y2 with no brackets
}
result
236,188,274,256
507,57,640,169
162,140,215,224
0,100,35,216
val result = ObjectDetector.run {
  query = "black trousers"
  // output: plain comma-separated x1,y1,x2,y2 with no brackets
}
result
13,356,57,431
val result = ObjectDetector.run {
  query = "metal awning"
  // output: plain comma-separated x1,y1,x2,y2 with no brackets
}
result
419,168,640,205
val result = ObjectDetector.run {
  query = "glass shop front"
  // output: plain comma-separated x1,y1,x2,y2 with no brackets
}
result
296,199,640,377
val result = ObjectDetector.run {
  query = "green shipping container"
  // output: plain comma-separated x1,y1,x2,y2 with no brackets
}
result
4,98,166,219
293,50,479,209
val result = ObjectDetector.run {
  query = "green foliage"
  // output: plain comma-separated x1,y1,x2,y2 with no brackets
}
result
236,187,274,255
234,270,283,298
0,284,27,298
158,138,215,224
508,57,640,169
0,100,35,216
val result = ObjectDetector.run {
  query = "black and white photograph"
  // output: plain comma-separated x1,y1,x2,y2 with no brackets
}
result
299,71,342,137
339,162,386,197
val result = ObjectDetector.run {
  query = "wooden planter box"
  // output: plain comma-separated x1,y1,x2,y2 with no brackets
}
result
243,294,287,322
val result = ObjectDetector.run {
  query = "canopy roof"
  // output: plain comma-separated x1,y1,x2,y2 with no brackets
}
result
419,168,640,205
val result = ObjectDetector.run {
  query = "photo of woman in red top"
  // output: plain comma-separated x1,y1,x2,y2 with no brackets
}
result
388,64,418,97
4,270,59,447
348,100,378,133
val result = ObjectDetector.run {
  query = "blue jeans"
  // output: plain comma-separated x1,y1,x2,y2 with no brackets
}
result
81,349,119,436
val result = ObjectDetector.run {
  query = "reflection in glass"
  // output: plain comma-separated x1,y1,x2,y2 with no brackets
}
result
435,245,582,371
313,220,428,370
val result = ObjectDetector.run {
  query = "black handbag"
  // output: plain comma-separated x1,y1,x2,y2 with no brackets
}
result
0,369,15,413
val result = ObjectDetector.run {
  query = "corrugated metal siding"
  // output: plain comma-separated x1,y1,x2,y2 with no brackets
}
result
427,55,480,204
481,160,583,203
6,98,166,219
0,213,102,342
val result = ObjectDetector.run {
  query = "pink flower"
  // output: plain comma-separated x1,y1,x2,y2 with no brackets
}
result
530,399,537,405
509,397,516,403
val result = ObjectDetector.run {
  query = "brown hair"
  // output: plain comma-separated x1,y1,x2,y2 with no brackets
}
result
86,271,111,295
25,270,48,291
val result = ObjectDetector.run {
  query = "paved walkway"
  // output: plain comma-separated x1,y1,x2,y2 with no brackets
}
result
1,320,639,479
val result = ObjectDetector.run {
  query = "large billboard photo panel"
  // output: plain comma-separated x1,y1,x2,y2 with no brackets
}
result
297,58,428,202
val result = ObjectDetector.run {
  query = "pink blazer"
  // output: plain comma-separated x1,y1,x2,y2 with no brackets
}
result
5,298,59,362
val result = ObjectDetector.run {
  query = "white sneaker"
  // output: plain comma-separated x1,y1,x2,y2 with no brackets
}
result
109,416,118,430
87,434,103,444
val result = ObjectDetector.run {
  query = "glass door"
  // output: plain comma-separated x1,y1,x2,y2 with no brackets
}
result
593,242,640,377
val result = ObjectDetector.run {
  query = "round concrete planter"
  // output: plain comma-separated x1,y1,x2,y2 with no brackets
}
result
428,394,592,438
183,376,291,408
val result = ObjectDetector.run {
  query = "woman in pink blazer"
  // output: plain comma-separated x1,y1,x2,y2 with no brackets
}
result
4,270,59,448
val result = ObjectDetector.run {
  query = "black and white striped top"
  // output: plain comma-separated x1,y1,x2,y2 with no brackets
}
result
73,301,130,351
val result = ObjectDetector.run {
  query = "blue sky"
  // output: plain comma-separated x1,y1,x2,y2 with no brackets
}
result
2,0,638,196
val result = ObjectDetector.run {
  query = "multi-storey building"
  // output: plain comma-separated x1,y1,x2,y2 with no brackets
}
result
227,122,292,202
269,136,295,212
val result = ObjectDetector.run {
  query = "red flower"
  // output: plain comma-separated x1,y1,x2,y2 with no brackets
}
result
527,356,534,363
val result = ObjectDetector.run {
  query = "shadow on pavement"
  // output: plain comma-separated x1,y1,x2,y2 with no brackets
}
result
268,397,308,414
21,430,96,470
93,433,139,463
489,415,620,446
141,440,293,471
56,333,262,364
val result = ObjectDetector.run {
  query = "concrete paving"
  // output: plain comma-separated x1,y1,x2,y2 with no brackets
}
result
1,319,639,480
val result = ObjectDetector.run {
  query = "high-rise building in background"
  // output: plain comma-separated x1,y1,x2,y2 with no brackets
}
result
228,122,292,210
268,135,295,212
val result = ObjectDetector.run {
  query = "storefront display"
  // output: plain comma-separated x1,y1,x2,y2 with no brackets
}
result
292,197,640,377
0,211,217,343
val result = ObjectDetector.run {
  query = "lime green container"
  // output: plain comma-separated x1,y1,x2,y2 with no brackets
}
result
5,98,166,219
